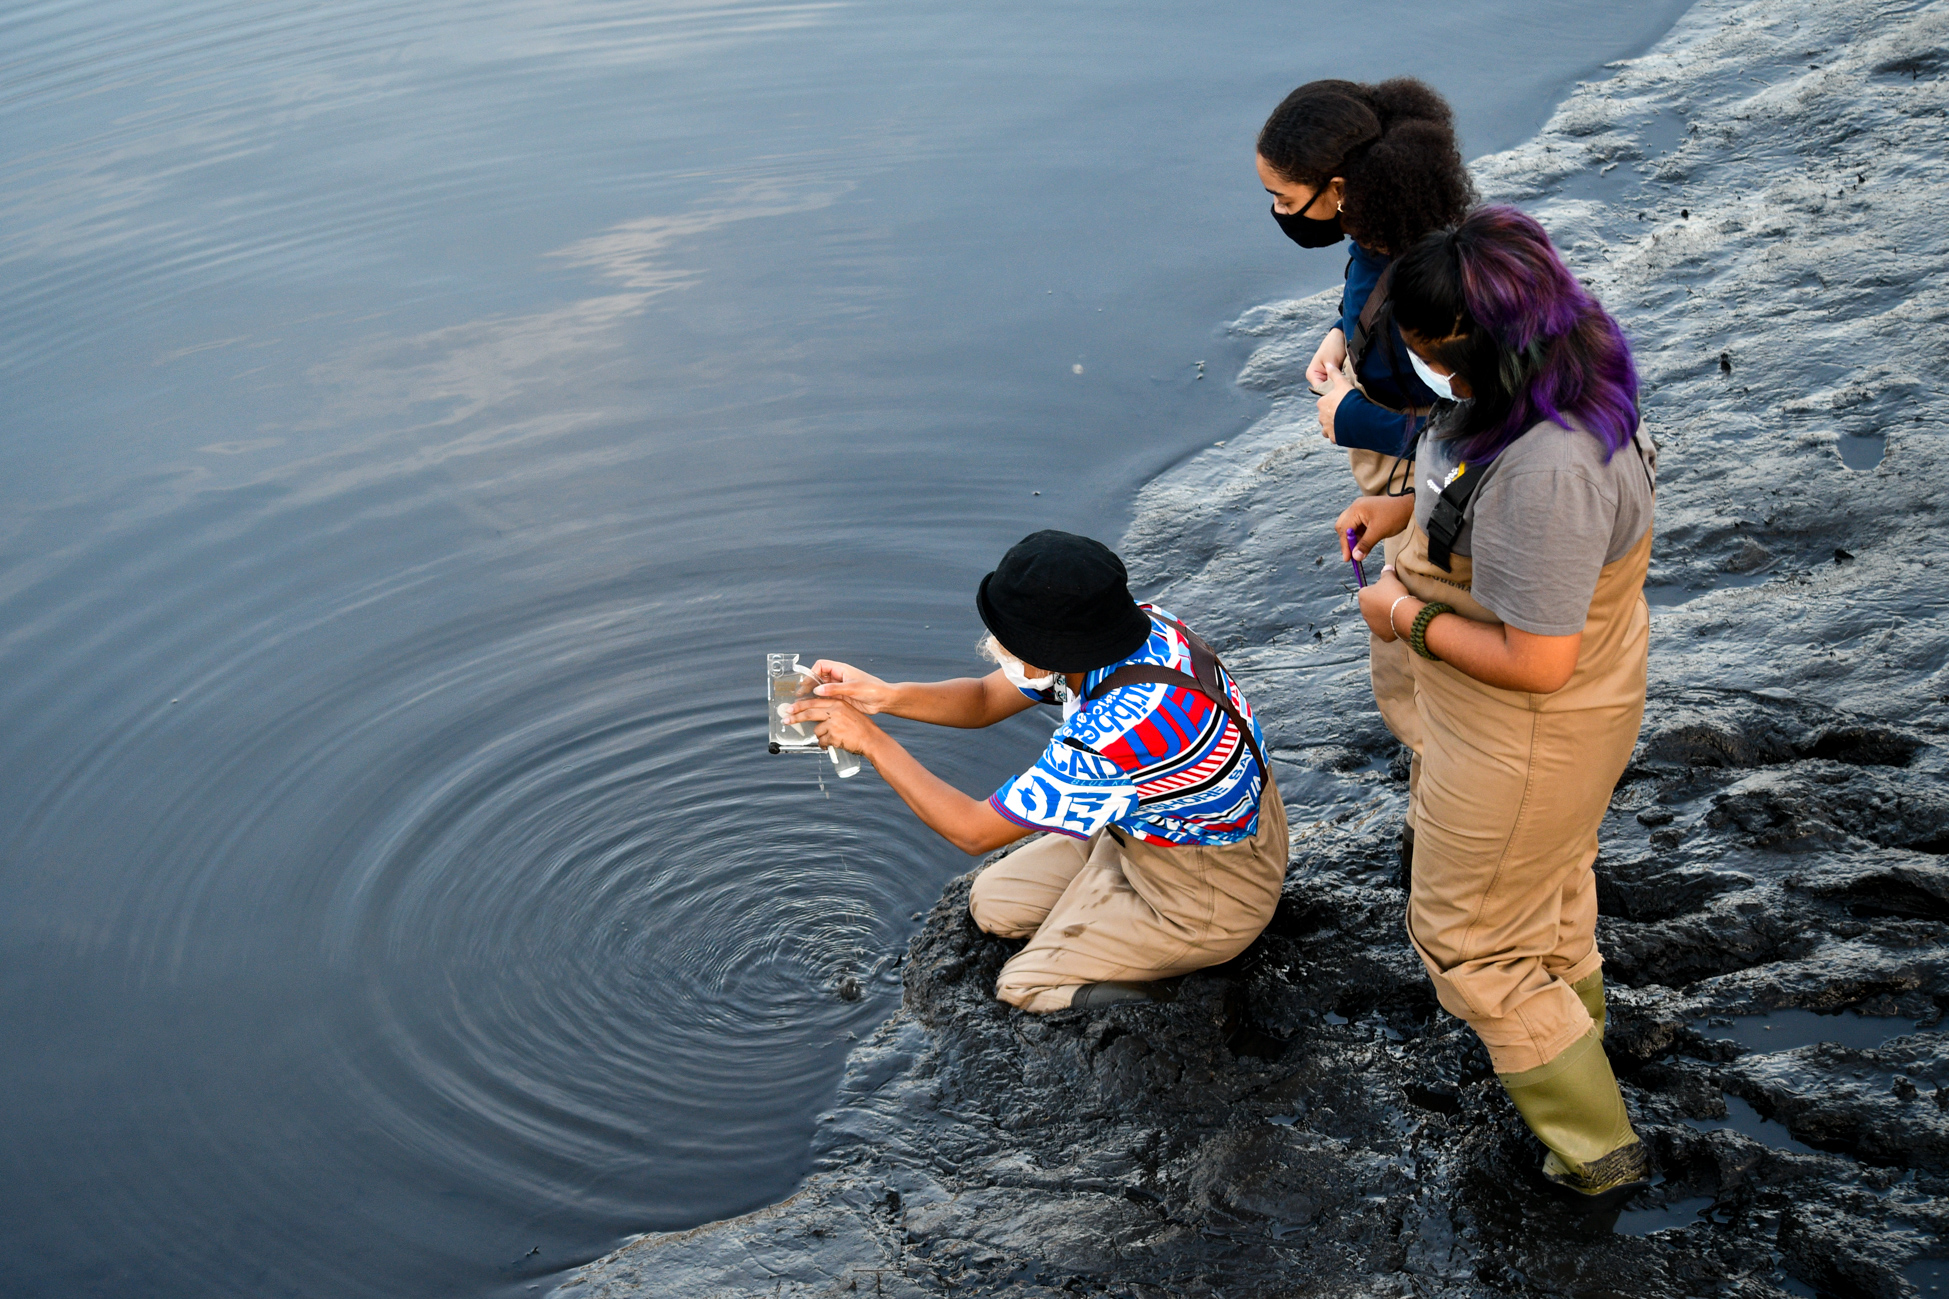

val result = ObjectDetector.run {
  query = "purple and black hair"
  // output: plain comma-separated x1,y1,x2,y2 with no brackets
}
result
1390,205,1640,463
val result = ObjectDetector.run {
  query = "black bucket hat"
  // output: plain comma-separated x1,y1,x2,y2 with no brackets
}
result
975,530,1154,673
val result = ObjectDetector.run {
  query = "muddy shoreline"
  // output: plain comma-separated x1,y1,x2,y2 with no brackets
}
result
558,1,1949,1293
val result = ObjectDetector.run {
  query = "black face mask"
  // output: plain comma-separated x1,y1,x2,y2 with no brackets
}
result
1271,202,1344,249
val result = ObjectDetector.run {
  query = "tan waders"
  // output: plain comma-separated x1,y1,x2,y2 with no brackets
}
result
1395,518,1654,1202
967,773,1289,1013
1346,445,1423,781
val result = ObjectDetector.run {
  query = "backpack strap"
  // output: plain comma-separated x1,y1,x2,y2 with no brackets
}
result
1345,262,1429,422
1424,461,1487,573
1084,619,1268,774
1346,263,1393,369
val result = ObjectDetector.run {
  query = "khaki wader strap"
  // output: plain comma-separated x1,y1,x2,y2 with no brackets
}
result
1083,619,1268,776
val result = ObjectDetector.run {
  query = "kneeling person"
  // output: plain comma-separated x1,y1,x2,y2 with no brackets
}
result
789,530,1288,1013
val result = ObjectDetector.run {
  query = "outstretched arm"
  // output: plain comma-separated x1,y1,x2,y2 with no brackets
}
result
783,695,1025,855
808,659,1039,729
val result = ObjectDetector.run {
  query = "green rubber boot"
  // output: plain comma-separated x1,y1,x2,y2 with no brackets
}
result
1498,1027,1650,1211
1571,969,1606,1039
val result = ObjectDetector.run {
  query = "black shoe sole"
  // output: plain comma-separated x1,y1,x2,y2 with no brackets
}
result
1070,980,1177,1009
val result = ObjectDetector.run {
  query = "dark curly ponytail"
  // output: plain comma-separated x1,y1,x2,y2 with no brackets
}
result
1257,77,1476,255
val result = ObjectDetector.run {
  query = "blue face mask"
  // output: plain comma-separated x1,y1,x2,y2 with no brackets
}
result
1408,348,1457,402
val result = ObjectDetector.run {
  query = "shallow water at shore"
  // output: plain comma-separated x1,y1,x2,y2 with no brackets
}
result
0,1,1696,1294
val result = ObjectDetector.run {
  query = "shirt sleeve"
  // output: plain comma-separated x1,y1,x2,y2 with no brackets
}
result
1339,250,1370,340
1466,467,1620,636
1334,390,1421,455
989,738,1140,840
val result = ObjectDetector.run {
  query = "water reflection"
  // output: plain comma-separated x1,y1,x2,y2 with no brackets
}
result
311,179,849,439
1694,1008,1923,1053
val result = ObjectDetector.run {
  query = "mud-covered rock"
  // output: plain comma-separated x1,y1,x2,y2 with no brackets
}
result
1725,1034,1949,1169
560,1,1949,1294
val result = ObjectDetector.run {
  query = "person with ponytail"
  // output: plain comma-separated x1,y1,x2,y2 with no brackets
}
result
1255,78,1475,861
1334,206,1657,1210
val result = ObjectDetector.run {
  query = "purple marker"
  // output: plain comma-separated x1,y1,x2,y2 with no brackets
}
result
1346,527,1367,588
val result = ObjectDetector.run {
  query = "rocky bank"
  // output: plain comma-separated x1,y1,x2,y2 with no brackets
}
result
558,0,1949,1293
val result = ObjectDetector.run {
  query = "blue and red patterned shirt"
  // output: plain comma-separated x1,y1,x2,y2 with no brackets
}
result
987,606,1268,847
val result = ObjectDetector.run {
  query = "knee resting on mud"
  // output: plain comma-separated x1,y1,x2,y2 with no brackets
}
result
967,873,1044,940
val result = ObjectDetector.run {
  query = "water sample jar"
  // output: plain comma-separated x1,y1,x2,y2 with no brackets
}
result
766,653,862,778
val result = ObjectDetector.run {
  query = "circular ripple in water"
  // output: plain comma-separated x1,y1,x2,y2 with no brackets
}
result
327,612,921,1211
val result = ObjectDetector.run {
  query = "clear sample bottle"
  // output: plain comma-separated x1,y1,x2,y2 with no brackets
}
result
766,653,862,778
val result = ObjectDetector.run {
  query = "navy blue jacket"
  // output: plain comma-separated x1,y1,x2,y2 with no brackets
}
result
1333,241,1434,456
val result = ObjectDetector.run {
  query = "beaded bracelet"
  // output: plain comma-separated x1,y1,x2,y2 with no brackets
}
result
1410,602,1454,661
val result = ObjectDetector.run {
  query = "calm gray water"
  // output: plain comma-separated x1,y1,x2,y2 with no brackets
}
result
0,1,1693,1293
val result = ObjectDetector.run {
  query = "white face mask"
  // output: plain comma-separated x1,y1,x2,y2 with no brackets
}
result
983,635,1058,692
996,651,1057,693
1408,348,1457,402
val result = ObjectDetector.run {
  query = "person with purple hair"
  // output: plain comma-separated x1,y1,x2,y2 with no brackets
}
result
1334,205,1657,1211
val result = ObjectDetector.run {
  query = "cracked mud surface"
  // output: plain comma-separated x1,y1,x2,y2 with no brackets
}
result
558,0,1949,1293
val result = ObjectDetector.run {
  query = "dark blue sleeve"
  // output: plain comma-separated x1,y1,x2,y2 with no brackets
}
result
1340,254,1375,341
1334,390,1423,455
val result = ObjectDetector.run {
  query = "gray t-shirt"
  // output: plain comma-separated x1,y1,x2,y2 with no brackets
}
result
1412,416,1656,636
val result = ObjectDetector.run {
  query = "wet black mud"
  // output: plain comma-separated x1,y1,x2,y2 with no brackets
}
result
561,0,1949,1293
